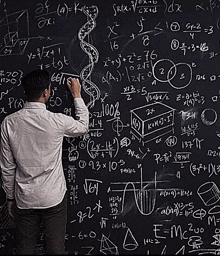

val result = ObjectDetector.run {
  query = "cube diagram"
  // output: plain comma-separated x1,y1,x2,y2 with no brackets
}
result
131,102,175,142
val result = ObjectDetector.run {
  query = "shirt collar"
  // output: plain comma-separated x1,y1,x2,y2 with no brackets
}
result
24,102,47,109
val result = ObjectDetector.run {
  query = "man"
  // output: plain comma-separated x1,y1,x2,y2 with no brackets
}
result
0,70,89,254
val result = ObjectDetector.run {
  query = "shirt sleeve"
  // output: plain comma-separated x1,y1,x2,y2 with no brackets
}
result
0,119,16,200
63,98,89,137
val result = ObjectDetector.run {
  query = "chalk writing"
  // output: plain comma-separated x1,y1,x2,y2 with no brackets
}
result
2,0,220,254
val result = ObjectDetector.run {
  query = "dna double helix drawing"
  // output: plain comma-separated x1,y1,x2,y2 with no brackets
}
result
78,6,100,108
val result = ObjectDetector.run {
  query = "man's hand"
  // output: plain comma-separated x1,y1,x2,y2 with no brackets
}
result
8,201,15,218
67,78,81,98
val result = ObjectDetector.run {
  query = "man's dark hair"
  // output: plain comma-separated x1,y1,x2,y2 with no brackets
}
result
22,70,50,101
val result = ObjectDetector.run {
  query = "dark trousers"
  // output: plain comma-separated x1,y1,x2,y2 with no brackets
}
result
15,193,67,255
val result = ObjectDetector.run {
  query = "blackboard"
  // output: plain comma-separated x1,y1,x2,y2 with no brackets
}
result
1,0,220,254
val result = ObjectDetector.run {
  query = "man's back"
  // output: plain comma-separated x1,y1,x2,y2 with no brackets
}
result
1,99,88,209
0,70,89,254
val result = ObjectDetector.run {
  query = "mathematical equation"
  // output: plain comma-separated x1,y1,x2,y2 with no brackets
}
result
1,0,220,255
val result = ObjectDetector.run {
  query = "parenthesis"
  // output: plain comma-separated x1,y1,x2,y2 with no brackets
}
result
189,163,195,176
64,3,68,18
57,4,68,17
117,70,122,81
57,4,61,16
114,137,119,158
174,205,178,216
176,207,179,216
86,139,93,159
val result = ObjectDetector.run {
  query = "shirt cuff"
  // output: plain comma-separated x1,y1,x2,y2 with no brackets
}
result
74,97,85,107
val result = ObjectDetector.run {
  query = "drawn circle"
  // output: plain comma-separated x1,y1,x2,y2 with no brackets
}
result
152,59,177,83
167,63,192,89
208,205,220,215
112,119,124,134
69,150,79,162
192,208,206,219
171,39,180,50
170,22,181,32
197,182,220,206
79,140,87,149
132,117,141,131
188,236,203,247
201,108,217,125
165,136,177,147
